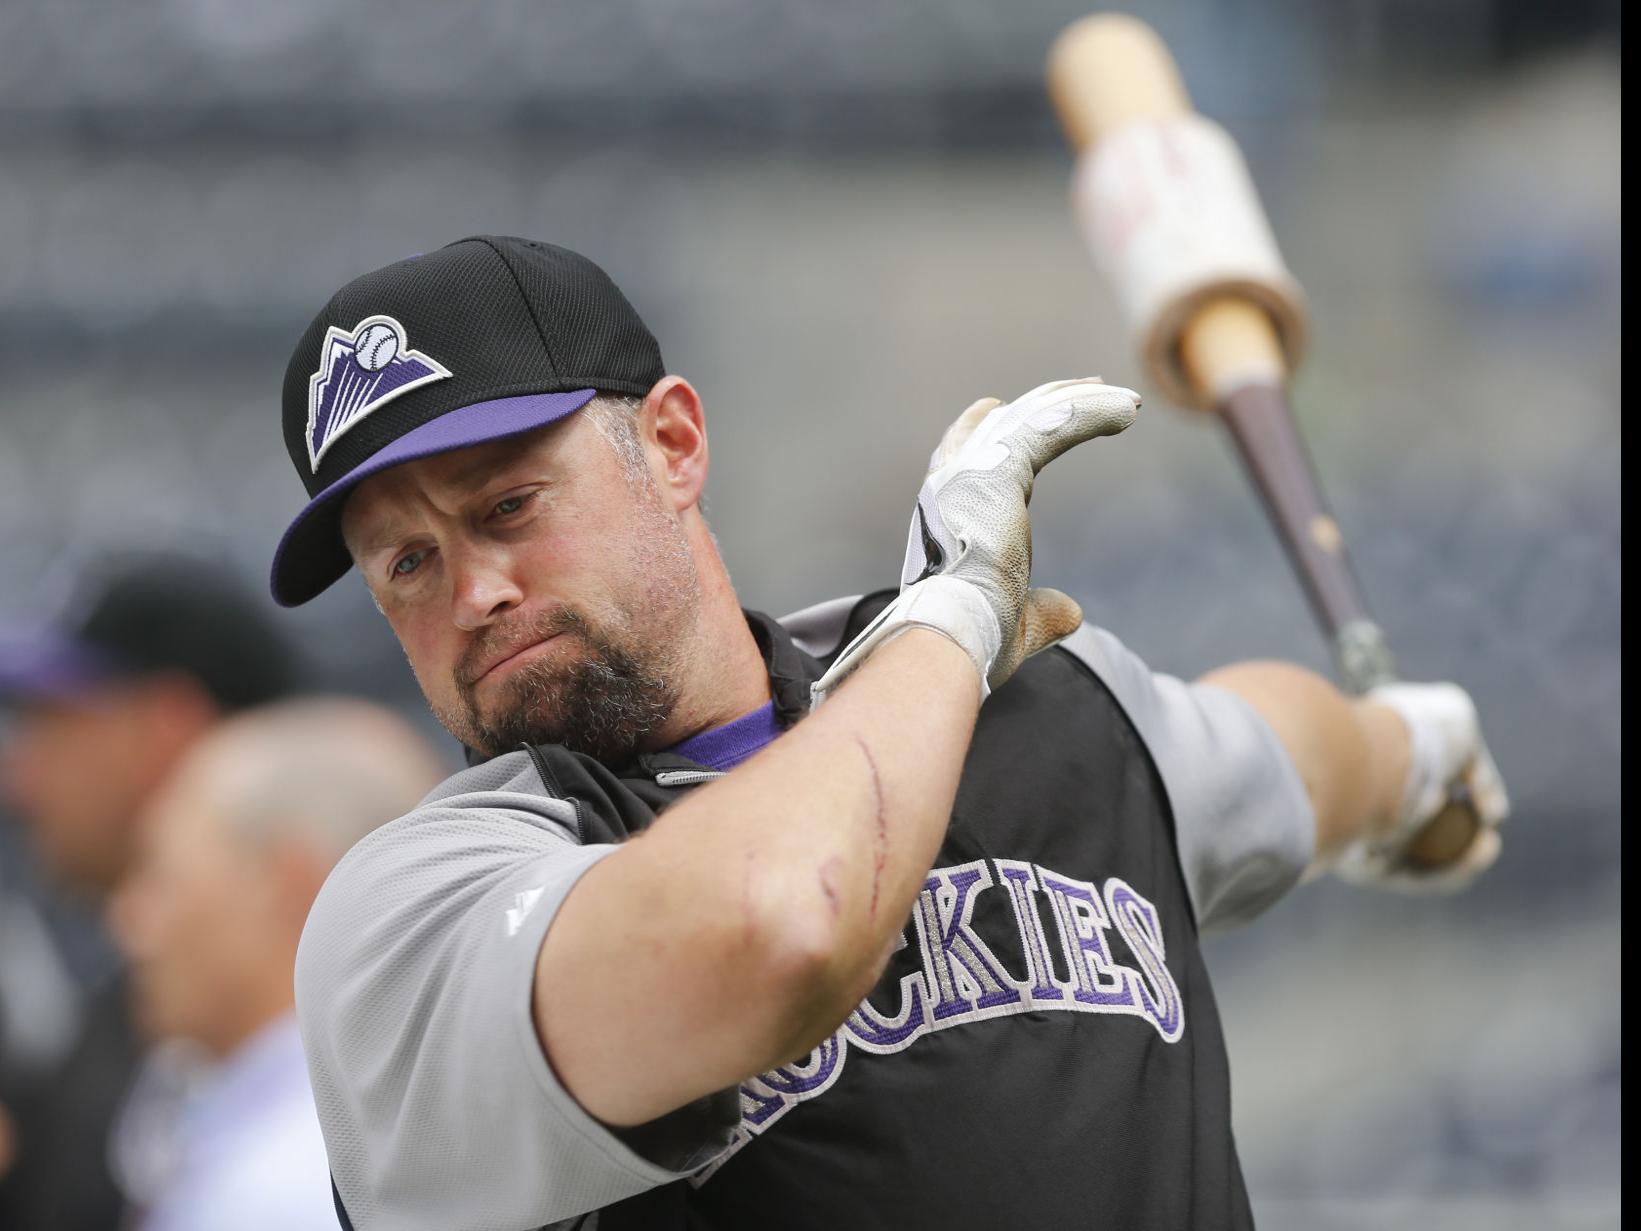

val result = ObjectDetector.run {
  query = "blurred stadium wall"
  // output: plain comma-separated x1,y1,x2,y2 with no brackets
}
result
0,2,1619,1227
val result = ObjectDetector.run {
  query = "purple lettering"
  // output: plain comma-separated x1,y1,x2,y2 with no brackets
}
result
912,861,1025,1021
1039,870,1134,1008
1105,879,1184,1041
846,930,931,1051
738,1081,786,1128
995,859,1065,1004
710,860,1188,1187
758,1032,846,1097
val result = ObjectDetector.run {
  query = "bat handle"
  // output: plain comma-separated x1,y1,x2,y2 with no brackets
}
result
1201,361,1496,873
1333,619,1397,694
1180,297,1287,402
1329,621,1485,866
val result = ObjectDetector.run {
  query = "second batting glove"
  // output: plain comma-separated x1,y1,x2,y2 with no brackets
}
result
1332,682,1510,892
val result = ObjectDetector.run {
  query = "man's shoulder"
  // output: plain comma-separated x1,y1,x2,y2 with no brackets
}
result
777,593,867,659
421,748,560,806
1049,623,1140,690
296,751,586,983
331,750,583,875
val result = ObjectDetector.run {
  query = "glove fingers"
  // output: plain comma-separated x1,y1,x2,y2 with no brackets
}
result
931,397,1004,472
1009,382,1142,475
1464,741,1510,826
1010,376,1108,403
1464,826,1503,877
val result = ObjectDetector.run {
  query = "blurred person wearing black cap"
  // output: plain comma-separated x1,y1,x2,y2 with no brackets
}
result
107,697,443,1231
0,553,295,1231
277,238,1505,1229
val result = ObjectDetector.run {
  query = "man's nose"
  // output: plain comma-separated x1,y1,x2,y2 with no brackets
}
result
449,546,525,631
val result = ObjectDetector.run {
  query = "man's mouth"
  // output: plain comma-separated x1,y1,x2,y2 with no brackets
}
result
473,634,563,686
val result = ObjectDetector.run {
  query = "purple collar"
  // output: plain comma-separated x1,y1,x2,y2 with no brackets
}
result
667,701,781,772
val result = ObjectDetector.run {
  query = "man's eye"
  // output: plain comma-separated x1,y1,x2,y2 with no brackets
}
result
392,551,425,578
494,495,527,517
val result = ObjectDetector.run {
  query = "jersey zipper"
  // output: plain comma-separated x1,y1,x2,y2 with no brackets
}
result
520,743,589,842
653,769,726,788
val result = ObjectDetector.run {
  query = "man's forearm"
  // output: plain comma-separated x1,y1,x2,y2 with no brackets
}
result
676,628,981,1039
535,629,981,1126
1200,660,1410,865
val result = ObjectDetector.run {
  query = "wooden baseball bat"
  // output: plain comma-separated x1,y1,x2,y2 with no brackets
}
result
1047,14,1479,867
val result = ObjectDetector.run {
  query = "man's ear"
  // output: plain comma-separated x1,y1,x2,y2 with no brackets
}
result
642,375,709,514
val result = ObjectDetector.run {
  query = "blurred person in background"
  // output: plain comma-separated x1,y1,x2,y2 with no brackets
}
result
0,554,296,1231
107,697,445,1231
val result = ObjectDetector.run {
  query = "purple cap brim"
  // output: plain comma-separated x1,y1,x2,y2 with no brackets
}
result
0,632,119,704
270,389,597,607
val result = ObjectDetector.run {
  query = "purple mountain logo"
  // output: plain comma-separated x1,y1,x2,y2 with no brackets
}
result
306,315,452,472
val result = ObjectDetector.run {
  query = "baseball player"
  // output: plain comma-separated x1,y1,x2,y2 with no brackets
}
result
273,237,1506,1230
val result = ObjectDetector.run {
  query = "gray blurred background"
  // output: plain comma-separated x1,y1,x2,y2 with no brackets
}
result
0,0,1619,1227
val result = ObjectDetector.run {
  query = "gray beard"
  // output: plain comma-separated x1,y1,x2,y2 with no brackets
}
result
453,608,680,763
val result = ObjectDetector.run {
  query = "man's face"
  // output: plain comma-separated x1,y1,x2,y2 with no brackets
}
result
1,689,172,894
108,763,269,1053
341,410,701,761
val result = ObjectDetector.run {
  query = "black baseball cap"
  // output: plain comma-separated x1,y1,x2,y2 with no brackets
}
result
270,236,665,607
0,554,296,712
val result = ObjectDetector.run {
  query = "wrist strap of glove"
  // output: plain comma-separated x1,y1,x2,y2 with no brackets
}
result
810,576,998,709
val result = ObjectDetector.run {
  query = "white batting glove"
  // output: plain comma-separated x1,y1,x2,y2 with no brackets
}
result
812,378,1140,706
1332,682,1510,892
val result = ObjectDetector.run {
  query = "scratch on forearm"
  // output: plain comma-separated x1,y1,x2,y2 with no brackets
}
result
819,856,844,918
855,736,888,920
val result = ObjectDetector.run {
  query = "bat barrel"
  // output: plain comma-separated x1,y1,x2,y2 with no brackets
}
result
1047,14,1193,146
1051,17,1308,409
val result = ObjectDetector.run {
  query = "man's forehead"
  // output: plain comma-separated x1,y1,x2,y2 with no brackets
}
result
341,426,567,548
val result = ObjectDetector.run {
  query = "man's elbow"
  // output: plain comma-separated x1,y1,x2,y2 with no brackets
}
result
531,854,876,1127
738,864,878,1068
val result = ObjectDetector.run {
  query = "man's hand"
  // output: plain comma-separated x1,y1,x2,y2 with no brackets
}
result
1204,663,1509,895
1332,682,1510,892
814,378,1140,703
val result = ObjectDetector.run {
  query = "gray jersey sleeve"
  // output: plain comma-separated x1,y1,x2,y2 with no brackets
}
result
1059,626,1317,934
294,752,735,1231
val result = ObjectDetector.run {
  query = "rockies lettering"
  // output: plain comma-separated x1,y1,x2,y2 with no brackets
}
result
695,858,1183,1180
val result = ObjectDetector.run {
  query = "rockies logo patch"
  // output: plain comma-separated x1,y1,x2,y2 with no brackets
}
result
306,315,452,472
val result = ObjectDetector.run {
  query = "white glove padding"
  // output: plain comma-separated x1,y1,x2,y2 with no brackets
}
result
812,378,1140,706
1332,682,1510,892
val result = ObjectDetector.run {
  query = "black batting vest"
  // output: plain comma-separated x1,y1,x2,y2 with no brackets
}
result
386,593,1253,1231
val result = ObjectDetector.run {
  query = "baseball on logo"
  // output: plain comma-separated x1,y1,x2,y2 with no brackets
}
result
354,321,400,371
